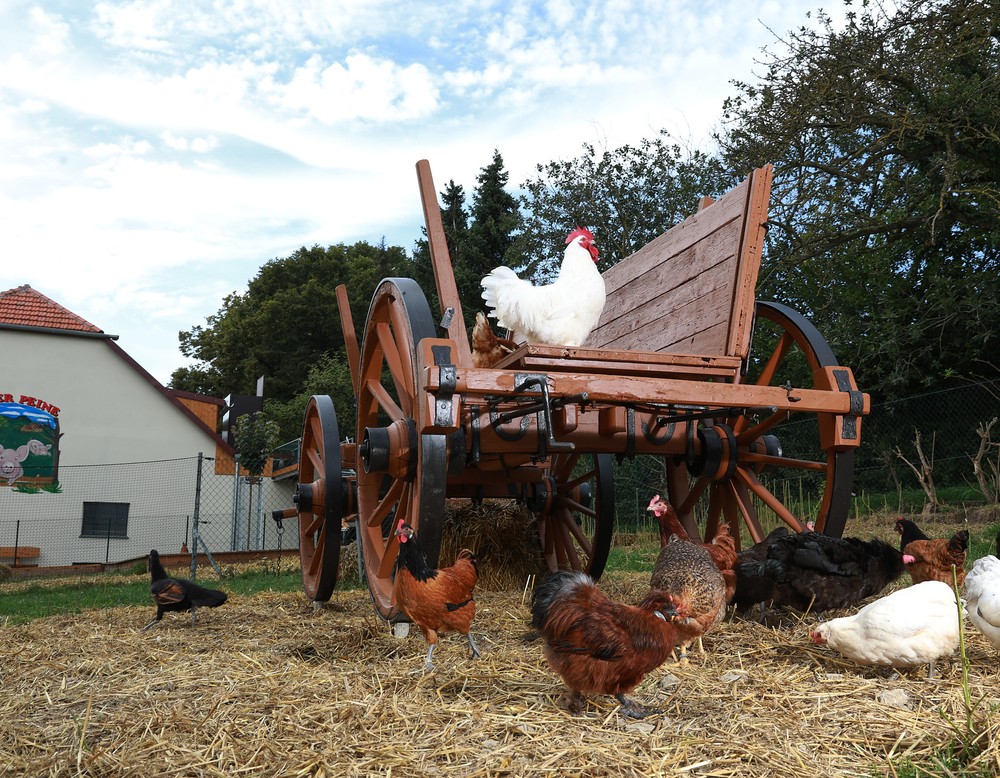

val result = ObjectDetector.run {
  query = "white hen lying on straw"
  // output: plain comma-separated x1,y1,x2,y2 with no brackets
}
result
809,580,963,677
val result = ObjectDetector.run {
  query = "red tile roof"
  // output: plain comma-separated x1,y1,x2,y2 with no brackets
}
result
0,284,103,333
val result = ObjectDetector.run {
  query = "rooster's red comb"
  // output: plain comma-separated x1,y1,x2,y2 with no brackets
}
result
565,226,595,245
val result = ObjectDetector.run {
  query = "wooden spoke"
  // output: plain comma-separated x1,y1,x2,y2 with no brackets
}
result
364,378,405,423
662,301,856,547
534,453,615,580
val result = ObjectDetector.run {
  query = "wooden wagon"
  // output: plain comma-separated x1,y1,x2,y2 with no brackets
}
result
280,160,870,621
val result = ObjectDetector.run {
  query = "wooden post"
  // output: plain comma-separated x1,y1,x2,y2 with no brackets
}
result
415,159,472,366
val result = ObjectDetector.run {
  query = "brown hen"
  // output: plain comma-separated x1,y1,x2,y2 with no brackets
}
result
471,311,517,368
901,525,969,586
392,520,481,671
531,570,682,719
647,494,738,603
649,536,726,664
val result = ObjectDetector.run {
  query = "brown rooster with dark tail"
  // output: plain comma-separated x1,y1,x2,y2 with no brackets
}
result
392,520,481,671
531,570,682,719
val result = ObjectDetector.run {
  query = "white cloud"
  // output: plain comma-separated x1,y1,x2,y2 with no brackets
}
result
271,53,440,123
28,7,71,56
0,0,865,384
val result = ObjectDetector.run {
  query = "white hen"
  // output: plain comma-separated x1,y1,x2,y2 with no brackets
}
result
480,227,605,347
809,580,962,677
965,553,1000,651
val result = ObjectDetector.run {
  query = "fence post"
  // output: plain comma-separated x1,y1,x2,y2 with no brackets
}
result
13,519,19,566
105,515,112,564
230,455,240,551
190,452,224,580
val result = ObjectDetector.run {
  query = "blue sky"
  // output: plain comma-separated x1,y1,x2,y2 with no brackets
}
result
0,0,846,386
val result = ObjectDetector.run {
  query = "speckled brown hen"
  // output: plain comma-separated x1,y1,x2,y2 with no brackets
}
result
647,495,738,602
649,536,726,664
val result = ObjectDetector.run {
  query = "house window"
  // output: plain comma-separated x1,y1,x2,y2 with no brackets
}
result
80,502,130,538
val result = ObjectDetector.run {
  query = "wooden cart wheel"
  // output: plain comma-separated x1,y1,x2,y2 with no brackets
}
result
535,452,615,580
666,301,856,546
355,278,447,621
295,395,342,601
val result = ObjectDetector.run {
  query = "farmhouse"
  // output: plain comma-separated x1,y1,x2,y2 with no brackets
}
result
0,284,294,568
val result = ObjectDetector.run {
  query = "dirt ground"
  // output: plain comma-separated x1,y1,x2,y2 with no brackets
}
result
2,510,999,777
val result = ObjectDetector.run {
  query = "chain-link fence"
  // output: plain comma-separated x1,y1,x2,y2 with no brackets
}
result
611,378,1000,528
3,380,998,572
0,454,302,570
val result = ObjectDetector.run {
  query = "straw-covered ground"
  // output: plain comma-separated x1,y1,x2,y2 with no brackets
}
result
3,513,1000,777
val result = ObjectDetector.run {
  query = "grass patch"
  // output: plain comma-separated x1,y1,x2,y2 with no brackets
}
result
0,565,317,625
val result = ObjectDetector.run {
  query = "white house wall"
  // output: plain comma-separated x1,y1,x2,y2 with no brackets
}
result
0,329,254,567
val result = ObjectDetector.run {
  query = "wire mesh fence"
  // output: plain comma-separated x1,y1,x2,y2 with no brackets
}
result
0,454,302,571
2,380,998,574
611,378,1000,530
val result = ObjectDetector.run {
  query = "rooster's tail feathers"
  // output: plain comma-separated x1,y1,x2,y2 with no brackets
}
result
530,570,591,629
480,266,519,314
188,584,228,608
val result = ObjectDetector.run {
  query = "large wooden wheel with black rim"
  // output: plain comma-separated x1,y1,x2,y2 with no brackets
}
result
665,301,856,547
355,278,447,622
534,452,615,580
295,395,342,601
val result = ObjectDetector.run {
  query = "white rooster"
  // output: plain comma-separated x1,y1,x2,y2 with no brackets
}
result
965,551,1000,652
809,580,963,678
480,227,605,348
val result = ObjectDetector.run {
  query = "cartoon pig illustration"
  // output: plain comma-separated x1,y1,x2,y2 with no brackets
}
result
0,440,52,485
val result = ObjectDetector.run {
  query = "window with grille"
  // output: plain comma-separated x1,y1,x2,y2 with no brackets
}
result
80,502,130,538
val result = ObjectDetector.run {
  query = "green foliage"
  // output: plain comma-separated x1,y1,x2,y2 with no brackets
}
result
410,178,470,317
463,150,521,307
719,0,1000,400
266,353,357,443
169,241,409,403
515,133,732,277
411,151,521,333
232,411,280,475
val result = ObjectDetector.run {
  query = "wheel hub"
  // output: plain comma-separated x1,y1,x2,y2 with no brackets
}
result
687,424,739,481
359,419,418,481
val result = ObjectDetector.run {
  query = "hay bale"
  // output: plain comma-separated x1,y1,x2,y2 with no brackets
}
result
439,500,547,590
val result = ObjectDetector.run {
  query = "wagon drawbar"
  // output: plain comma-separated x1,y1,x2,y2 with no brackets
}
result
277,159,870,621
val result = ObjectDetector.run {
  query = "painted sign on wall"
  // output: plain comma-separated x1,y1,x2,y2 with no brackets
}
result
0,393,60,492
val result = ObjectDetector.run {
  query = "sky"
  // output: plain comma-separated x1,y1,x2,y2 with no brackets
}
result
0,0,843,387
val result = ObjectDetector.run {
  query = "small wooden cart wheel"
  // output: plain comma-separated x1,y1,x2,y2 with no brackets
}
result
355,278,447,621
665,301,856,546
534,452,616,580
295,395,342,601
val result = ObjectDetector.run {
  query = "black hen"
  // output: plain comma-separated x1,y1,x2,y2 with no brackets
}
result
736,532,904,613
895,517,929,551
141,549,228,630
732,526,790,611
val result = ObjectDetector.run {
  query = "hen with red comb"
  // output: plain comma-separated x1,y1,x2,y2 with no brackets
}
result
480,226,605,347
392,519,481,671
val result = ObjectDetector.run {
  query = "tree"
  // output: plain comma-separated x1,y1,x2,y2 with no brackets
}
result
410,153,521,332
515,134,732,279
265,353,357,445
462,150,520,308
232,411,280,476
169,241,409,440
410,179,470,320
718,0,1000,398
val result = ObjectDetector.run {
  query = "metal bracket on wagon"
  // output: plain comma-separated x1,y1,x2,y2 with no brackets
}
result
417,339,461,434
818,365,869,447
